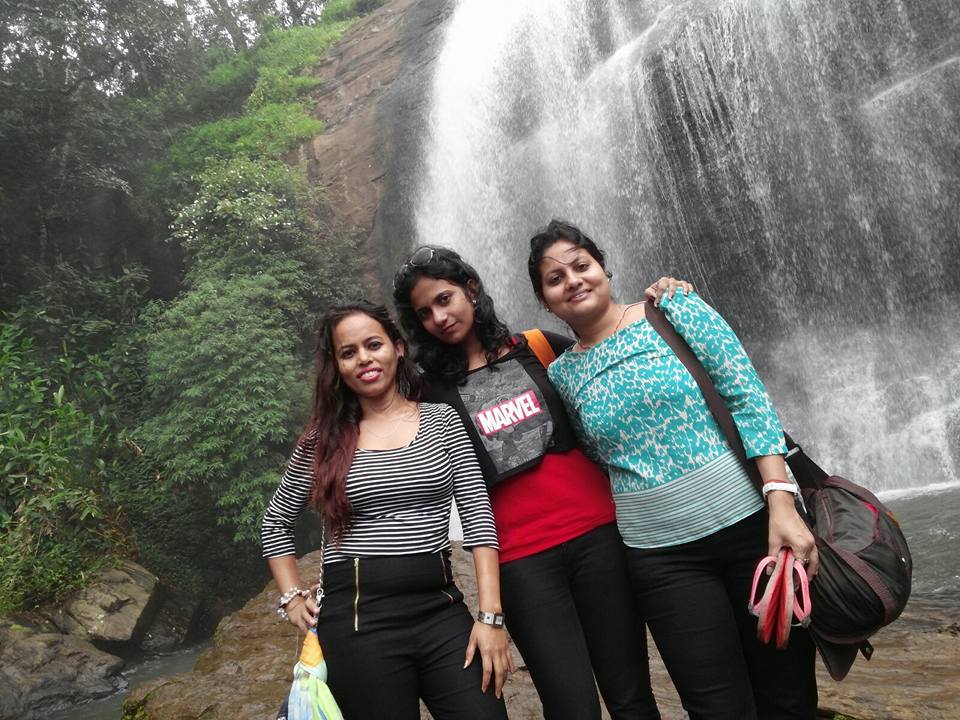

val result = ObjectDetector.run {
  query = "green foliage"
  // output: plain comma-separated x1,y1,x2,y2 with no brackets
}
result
172,158,308,262
247,68,322,108
10,264,150,430
140,149,363,542
252,23,351,76
167,103,324,184
139,277,306,541
0,325,123,613
2,0,381,614
322,0,386,23
172,156,363,313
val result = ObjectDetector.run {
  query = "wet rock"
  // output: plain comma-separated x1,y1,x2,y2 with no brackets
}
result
121,551,323,720
52,560,160,647
141,594,203,654
123,541,960,720
0,618,125,720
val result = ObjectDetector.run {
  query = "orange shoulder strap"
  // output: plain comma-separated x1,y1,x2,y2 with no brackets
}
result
521,329,556,368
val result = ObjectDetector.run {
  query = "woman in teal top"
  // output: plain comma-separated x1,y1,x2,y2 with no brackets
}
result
527,220,819,720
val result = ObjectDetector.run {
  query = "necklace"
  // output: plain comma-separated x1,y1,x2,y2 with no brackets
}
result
575,302,644,351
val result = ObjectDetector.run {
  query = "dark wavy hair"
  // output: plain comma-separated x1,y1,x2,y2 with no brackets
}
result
392,246,511,385
299,301,421,543
527,219,610,301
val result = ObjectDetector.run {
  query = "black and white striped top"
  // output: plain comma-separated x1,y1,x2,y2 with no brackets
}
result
260,402,499,563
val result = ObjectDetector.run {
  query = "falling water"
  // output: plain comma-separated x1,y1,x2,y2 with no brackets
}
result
413,0,960,496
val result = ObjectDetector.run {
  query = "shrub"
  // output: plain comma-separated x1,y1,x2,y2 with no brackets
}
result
0,325,123,612
138,275,308,542
166,103,324,186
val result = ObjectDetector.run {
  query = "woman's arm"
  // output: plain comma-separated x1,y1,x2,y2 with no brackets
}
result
755,455,819,577
464,546,515,698
440,405,513,696
261,440,317,630
659,292,786,459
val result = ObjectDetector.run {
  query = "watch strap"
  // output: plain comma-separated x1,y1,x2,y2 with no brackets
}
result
476,610,505,628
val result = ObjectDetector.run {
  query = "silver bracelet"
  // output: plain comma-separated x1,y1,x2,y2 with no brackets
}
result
277,587,310,621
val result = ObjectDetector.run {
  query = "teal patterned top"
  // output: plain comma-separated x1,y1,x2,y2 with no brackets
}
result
547,292,786,548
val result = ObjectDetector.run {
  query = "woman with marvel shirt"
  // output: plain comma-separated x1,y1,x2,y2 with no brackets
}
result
393,246,689,720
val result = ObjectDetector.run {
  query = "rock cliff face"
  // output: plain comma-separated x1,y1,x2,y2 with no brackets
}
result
122,545,960,720
295,0,452,293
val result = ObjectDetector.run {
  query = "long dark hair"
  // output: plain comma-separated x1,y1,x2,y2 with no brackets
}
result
527,219,610,301
300,301,421,543
392,246,511,385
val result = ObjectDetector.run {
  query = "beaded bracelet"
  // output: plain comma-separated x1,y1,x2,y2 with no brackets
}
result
277,586,310,621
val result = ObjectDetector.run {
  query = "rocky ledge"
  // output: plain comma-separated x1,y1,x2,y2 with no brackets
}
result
122,546,959,720
0,560,203,720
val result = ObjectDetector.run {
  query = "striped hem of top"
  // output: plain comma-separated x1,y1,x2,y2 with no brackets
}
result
613,450,764,549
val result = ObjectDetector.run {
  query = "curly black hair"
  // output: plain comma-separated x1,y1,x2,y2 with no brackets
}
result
392,246,511,385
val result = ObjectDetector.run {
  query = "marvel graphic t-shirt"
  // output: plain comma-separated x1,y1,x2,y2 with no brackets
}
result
459,358,554,477
422,332,616,563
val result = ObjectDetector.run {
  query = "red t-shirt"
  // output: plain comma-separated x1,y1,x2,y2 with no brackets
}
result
490,447,616,564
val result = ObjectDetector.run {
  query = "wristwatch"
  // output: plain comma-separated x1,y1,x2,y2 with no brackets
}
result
476,610,505,628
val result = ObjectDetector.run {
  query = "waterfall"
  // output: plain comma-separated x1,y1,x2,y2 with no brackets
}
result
412,0,960,495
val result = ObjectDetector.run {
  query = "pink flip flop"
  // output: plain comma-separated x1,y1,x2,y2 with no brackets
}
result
748,548,811,649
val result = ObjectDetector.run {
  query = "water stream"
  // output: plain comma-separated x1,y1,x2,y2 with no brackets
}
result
48,643,208,720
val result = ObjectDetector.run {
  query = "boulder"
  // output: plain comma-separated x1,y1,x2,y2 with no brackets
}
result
52,560,160,647
0,618,125,720
140,593,204,654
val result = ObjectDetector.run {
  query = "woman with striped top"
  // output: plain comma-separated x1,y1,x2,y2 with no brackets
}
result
261,301,511,719
528,220,819,720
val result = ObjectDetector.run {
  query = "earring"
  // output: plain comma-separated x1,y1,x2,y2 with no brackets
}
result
471,299,477,307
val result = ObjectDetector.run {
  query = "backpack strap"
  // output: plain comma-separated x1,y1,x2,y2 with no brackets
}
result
521,329,557,368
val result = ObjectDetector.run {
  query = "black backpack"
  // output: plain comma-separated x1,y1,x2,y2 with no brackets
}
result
783,446,912,678
645,303,912,680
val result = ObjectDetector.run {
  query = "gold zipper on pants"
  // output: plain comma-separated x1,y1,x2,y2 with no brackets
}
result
353,558,360,631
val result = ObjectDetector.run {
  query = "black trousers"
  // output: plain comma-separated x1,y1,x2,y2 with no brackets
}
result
500,523,661,720
315,553,508,720
625,511,818,720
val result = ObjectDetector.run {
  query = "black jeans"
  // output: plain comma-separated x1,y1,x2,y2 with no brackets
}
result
315,553,508,720
500,523,661,720
625,511,818,720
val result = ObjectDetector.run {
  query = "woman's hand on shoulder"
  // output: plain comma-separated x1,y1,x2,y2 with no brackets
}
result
464,620,515,698
767,492,820,578
644,276,695,306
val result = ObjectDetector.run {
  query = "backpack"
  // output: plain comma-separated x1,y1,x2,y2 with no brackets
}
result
644,302,912,681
